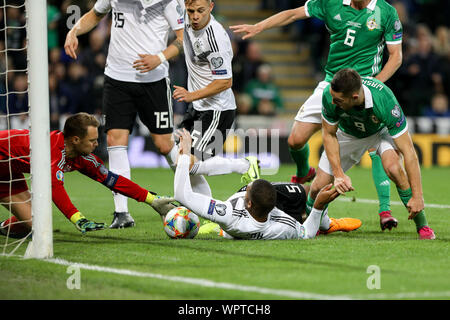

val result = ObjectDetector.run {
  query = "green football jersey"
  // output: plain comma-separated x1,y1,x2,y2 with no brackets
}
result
306,0,403,81
321,77,407,138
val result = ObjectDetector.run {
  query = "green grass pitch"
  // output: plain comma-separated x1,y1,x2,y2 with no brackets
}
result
0,165,449,300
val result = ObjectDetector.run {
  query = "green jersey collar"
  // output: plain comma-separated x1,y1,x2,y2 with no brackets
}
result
343,0,378,11
362,84,374,109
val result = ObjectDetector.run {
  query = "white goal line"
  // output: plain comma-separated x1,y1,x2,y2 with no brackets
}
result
43,258,450,300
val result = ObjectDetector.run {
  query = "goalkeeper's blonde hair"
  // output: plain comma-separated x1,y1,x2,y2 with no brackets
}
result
63,112,100,139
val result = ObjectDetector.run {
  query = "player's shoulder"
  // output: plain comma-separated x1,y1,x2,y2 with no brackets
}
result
375,0,397,11
208,15,231,43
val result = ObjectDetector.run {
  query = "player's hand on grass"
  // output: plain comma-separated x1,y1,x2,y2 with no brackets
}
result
75,218,105,234
407,196,425,220
132,54,160,73
173,85,195,103
229,24,261,40
333,174,354,194
314,184,340,210
64,31,79,59
175,128,192,155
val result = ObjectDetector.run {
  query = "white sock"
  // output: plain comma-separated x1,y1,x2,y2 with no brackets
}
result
190,156,249,176
319,208,331,231
302,208,323,239
108,146,130,213
165,144,179,171
189,174,212,197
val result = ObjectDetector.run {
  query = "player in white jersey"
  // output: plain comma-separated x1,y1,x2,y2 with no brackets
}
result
168,128,361,240
163,0,262,199
64,0,184,228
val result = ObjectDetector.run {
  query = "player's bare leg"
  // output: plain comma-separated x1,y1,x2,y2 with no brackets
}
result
0,191,32,237
107,128,135,228
288,121,321,183
381,149,435,239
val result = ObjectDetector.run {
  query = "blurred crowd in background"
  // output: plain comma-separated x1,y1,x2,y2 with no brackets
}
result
0,0,448,132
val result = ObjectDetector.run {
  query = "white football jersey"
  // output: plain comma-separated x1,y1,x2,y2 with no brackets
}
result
183,14,236,111
210,191,305,240
94,0,184,83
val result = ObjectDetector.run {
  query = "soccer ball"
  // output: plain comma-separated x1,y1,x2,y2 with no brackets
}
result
163,206,200,239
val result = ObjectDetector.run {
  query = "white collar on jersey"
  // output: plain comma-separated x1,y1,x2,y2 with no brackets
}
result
343,0,378,11
362,84,374,109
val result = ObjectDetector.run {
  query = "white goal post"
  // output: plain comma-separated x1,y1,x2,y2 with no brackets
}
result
23,0,52,259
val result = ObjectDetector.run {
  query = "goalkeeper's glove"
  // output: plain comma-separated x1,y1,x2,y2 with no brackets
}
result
149,195,177,218
74,218,106,234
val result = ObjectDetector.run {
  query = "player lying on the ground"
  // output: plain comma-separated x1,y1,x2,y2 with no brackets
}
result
160,128,361,240
0,113,172,237
306,68,435,240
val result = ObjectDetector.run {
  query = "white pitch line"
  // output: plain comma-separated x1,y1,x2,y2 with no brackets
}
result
47,258,351,300
336,197,450,209
44,258,450,300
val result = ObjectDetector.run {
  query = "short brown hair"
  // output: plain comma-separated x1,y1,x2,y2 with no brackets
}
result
63,112,99,139
331,68,362,97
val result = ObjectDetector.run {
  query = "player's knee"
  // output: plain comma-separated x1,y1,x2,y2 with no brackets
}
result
154,141,173,155
287,132,306,150
106,130,129,147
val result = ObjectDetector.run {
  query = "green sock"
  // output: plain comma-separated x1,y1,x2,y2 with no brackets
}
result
369,151,391,213
305,193,328,216
397,187,428,230
289,144,310,178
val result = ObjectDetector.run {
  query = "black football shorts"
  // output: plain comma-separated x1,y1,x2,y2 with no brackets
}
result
102,75,173,135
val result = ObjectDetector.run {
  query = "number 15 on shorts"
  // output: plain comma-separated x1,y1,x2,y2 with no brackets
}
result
154,112,170,129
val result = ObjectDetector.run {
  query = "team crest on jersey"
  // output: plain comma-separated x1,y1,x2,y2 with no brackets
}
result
193,40,203,55
371,115,380,124
391,105,401,118
366,18,378,31
215,203,227,216
56,170,64,182
211,57,223,69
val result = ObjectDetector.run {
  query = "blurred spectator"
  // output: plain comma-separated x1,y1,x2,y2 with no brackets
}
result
433,26,450,58
244,64,283,116
79,29,108,77
49,72,76,130
48,3,61,50
233,41,265,93
8,73,28,129
423,93,450,118
59,62,93,114
236,92,253,115
402,24,442,116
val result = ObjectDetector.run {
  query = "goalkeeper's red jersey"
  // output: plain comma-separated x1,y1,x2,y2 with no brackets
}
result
0,130,148,220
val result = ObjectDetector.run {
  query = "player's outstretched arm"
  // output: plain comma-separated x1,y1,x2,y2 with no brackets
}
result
322,120,354,194
64,8,106,59
393,132,424,219
173,78,232,103
375,43,402,83
230,6,307,40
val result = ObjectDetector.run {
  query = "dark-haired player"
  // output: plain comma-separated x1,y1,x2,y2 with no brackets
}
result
307,68,435,240
168,129,361,240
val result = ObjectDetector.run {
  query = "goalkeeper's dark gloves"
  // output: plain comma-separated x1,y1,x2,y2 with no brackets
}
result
71,212,105,234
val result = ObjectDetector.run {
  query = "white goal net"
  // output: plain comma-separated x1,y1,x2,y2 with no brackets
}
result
0,0,52,259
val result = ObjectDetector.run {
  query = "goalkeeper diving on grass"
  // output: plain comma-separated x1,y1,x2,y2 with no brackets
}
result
155,128,361,240
0,113,174,237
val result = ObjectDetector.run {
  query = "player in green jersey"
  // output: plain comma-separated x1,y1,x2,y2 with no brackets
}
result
305,68,435,240
230,0,403,230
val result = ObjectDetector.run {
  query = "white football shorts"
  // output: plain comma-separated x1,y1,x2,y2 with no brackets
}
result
294,81,330,123
318,128,397,175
